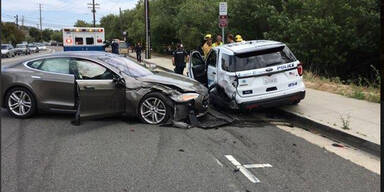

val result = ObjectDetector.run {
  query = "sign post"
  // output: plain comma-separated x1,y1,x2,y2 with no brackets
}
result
219,2,227,43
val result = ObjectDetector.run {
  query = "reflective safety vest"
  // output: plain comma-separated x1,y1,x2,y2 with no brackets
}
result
212,41,223,47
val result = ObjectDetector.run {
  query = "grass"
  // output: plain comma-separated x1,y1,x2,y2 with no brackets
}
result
340,114,351,130
303,71,380,103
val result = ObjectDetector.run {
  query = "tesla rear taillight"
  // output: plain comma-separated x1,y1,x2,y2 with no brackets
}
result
297,62,303,76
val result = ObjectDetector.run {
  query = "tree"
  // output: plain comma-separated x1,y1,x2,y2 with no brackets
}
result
29,27,42,42
51,30,63,42
74,20,92,27
1,22,25,45
42,29,53,42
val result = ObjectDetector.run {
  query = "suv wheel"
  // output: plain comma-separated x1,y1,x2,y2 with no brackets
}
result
5,87,36,118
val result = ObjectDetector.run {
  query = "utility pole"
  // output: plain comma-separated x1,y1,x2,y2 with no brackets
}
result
14,15,18,27
39,4,42,31
88,0,100,27
119,7,123,39
144,0,151,59
21,15,24,27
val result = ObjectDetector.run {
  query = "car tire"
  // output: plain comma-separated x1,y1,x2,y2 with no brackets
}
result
5,87,37,118
291,100,301,105
138,92,173,125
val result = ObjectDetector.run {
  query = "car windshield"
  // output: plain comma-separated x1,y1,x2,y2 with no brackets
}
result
99,56,153,78
222,45,297,72
119,43,128,48
16,44,26,48
1,45,8,49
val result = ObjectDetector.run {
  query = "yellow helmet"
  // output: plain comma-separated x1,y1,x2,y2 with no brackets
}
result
235,35,243,42
205,34,212,39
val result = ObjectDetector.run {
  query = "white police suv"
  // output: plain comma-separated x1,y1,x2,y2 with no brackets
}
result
188,40,305,110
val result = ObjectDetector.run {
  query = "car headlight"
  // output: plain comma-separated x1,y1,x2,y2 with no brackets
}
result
174,93,199,102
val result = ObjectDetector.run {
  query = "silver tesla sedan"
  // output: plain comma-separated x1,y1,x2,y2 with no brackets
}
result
1,51,208,124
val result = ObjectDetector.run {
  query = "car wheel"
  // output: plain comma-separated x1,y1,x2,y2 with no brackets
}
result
5,87,36,118
138,92,172,125
291,100,301,105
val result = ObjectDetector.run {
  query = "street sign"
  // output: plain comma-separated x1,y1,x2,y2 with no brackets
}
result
219,2,227,15
219,15,228,28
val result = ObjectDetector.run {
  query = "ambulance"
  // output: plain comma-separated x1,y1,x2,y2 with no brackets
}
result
62,27,105,51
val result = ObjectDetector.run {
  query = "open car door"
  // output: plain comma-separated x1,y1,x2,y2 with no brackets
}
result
188,51,207,86
71,58,126,124
75,79,126,121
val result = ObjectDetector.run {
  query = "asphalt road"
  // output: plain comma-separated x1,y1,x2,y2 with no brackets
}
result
1,52,380,192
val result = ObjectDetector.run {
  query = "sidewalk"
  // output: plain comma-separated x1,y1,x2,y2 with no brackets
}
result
128,52,380,146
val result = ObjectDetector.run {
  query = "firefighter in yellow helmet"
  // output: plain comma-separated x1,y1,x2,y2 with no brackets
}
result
235,34,243,42
202,34,213,58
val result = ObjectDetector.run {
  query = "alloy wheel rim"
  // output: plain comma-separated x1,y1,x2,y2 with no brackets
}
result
140,97,166,124
8,90,32,116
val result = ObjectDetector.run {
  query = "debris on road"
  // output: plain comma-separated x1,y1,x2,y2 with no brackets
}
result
332,143,345,148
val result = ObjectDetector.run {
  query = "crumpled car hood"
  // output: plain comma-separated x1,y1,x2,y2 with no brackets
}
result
138,71,207,94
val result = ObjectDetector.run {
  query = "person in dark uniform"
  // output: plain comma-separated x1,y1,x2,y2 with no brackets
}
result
172,43,189,75
135,42,142,62
111,39,119,54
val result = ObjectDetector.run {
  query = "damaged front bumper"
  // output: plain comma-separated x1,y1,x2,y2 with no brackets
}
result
173,94,209,122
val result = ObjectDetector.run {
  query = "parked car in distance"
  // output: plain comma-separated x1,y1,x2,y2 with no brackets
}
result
14,44,31,55
27,44,39,53
188,40,305,110
1,51,209,125
36,43,47,51
119,42,129,55
1,44,16,58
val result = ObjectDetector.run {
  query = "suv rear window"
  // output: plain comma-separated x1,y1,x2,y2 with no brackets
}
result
222,46,296,72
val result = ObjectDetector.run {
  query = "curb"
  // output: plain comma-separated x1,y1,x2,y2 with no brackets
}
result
275,108,380,157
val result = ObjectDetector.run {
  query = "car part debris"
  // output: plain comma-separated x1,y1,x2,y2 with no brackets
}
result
332,143,345,148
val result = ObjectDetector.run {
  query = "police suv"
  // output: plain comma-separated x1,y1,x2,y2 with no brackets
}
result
188,40,305,110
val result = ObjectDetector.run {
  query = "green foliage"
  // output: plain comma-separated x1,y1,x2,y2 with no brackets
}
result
50,30,63,42
29,27,42,42
74,20,93,27
97,0,379,82
1,22,25,45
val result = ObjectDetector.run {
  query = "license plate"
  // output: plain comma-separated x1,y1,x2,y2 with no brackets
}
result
263,76,277,85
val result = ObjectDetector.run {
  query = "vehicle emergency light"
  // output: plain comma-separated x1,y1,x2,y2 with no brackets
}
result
97,39,103,43
297,62,303,76
65,38,73,45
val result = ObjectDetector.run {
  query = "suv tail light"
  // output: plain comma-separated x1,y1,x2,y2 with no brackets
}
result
297,62,303,76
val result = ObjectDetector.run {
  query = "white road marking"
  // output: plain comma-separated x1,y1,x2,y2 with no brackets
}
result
215,158,224,167
225,155,272,183
243,164,272,169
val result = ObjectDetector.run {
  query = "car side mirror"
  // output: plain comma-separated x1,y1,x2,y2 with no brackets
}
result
113,76,126,88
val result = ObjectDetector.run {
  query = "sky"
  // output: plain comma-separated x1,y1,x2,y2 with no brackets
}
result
2,0,139,29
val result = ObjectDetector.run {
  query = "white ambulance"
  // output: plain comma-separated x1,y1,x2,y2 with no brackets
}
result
62,27,105,51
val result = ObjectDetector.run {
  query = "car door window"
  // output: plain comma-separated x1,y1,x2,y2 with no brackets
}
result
27,59,44,69
75,59,115,79
206,50,217,67
38,58,71,74
191,52,205,67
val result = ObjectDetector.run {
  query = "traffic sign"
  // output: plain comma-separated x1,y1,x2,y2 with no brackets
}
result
219,2,227,15
219,15,228,28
